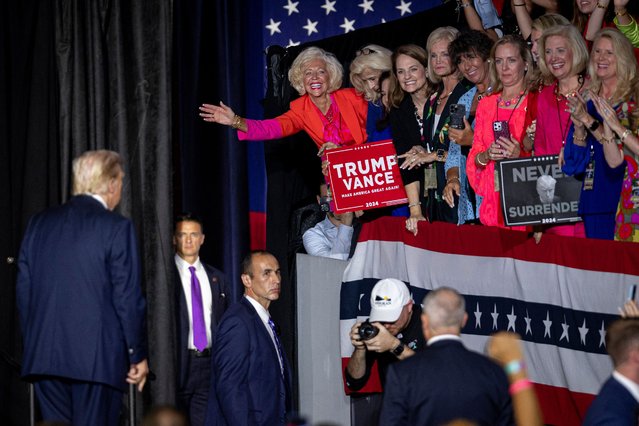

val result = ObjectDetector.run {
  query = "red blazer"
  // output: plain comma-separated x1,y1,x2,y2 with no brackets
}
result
277,88,368,148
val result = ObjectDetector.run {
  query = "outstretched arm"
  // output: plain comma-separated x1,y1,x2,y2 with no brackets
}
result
200,102,247,132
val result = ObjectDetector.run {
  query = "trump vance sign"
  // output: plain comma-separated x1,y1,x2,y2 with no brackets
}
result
325,140,408,214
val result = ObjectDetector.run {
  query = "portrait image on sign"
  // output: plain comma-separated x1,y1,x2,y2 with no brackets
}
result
499,156,582,226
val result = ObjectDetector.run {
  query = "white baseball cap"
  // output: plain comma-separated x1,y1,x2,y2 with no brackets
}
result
369,278,411,323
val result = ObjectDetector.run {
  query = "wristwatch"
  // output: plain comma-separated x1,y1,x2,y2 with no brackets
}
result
436,149,446,162
391,342,405,357
588,120,601,132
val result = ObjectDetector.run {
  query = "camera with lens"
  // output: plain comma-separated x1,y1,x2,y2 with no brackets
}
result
358,320,379,341
319,195,332,212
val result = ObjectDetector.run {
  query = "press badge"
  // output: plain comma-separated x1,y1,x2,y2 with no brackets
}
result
424,166,437,190
584,159,595,191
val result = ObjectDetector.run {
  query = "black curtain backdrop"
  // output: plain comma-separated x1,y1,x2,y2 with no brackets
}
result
1,2,60,424
1,0,250,422
54,0,175,416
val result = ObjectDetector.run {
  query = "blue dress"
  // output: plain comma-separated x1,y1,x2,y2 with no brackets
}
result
366,101,392,142
444,86,482,224
367,100,408,217
562,101,626,239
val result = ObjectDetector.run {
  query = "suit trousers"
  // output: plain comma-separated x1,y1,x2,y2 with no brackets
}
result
35,377,123,426
351,394,383,426
178,353,212,426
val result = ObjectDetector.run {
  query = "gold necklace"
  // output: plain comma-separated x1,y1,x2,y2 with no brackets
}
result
436,89,454,105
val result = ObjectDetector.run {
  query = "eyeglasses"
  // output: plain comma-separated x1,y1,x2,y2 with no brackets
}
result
356,47,377,56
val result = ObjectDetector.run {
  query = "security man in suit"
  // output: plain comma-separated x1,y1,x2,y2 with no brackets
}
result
206,250,292,426
380,287,513,425
583,318,639,425
17,150,148,425
173,213,228,426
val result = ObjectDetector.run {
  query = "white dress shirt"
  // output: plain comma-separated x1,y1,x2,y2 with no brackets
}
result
302,216,353,260
427,334,462,346
86,193,107,209
175,254,213,350
245,295,284,372
613,370,639,403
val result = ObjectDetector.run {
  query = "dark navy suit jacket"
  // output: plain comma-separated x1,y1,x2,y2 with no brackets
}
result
583,375,639,425
17,195,147,391
205,297,292,426
380,338,513,426
174,262,228,389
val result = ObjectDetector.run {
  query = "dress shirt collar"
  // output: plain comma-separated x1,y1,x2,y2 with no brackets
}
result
613,370,639,403
244,294,271,324
85,193,108,209
174,253,202,271
319,216,337,231
427,334,462,346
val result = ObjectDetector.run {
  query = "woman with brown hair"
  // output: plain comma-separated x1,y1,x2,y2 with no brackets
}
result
393,27,470,233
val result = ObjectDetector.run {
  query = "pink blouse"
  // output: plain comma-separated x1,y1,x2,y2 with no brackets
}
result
535,83,571,156
467,93,531,230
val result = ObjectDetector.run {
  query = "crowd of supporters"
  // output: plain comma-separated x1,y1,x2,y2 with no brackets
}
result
202,0,639,245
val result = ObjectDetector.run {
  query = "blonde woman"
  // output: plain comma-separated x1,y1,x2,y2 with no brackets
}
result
349,44,393,142
200,46,368,151
564,28,637,240
566,29,639,241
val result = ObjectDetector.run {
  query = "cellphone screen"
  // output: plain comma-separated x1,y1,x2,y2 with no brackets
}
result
449,104,466,130
493,120,510,142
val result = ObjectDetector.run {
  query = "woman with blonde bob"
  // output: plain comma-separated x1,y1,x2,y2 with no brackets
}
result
527,24,589,240
200,46,368,151
349,44,392,102
534,24,589,158
564,28,639,240
349,44,393,141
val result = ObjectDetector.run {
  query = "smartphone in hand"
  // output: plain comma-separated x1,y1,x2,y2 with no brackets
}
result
493,120,510,144
449,104,466,130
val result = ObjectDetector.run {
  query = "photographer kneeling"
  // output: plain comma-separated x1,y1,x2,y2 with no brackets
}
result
345,278,426,422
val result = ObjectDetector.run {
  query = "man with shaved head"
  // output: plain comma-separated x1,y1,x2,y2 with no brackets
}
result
380,287,513,425
583,319,639,425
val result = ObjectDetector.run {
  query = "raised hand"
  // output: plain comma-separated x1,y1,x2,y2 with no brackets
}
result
199,101,236,126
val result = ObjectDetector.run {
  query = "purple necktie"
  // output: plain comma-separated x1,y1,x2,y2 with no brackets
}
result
268,318,285,376
189,266,207,351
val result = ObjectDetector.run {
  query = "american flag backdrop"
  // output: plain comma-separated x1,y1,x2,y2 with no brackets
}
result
340,217,639,425
261,0,443,48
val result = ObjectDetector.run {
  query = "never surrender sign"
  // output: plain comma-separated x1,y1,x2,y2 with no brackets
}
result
325,140,408,214
499,155,582,226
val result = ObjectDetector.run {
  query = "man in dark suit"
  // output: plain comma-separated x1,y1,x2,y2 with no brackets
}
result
16,150,148,425
583,319,639,425
206,250,292,426
173,213,228,426
380,287,513,426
